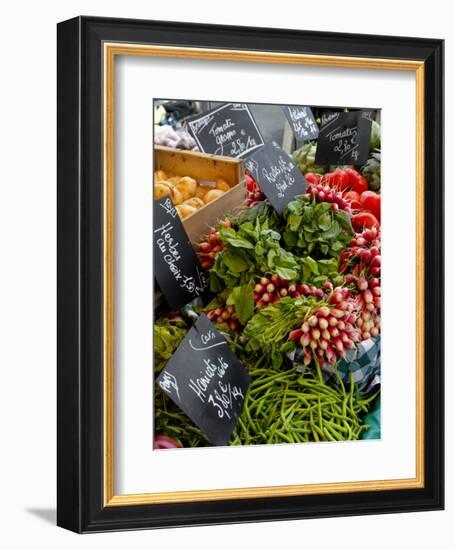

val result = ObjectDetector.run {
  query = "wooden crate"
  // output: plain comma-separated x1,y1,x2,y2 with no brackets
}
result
154,145,246,242
155,145,243,187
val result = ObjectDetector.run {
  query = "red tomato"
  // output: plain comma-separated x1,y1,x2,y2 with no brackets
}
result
360,191,381,221
325,170,350,191
342,191,361,210
304,172,321,185
352,175,369,194
245,173,256,192
343,168,369,194
344,191,360,202
351,212,380,232
154,435,182,449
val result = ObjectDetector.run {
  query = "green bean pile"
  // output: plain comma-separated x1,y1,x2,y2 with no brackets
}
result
154,388,209,448
154,359,377,447
231,364,377,445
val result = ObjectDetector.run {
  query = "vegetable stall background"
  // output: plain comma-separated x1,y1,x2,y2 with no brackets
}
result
153,100,382,449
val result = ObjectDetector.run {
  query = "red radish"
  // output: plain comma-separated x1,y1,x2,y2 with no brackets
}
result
280,288,288,297
369,278,380,288
319,339,328,350
311,328,321,340
229,320,238,331
317,306,330,317
300,332,311,347
289,329,303,341
313,288,325,299
308,316,318,327
319,318,329,330
301,321,310,333
310,339,318,350
370,255,381,268
266,283,275,293
154,435,182,449
328,316,338,327
331,308,345,319
369,246,380,258
261,293,271,303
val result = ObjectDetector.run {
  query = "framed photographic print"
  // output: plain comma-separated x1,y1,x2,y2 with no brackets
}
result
57,16,444,533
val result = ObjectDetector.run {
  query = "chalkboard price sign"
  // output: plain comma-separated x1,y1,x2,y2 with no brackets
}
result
154,197,208,310
283,105,319,142
315,111,372,166
187,103,264,158
244,141,308,215
156,314,252,446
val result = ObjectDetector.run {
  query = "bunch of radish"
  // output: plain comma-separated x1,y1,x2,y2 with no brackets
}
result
288,287,360,366
354,276,381,340
206,304,240,332
339,226,381,280
245,172,267,207
304,182,352,213
305,168,369,195
196,220,231,269
253,274,325,309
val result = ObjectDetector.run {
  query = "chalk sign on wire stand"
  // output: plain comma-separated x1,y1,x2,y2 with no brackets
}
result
282,105,319,142
156,314,252,446
154,197,208,310
244,141,308,215
315,110,372,165
186,103,264,158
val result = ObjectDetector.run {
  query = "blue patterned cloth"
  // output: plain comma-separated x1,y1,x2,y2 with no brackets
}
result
286,336,381,396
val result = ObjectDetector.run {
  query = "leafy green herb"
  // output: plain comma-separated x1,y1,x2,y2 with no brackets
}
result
283,197,353,259
226,283,255,324
154,317,188,372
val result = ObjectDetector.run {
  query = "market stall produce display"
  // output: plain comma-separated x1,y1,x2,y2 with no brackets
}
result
153,101,381,449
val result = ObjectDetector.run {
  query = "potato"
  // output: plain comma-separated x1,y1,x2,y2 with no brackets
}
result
175,176,197,201
154,182,173,200
175,204,196,219
195,184,213,200
167,176,182,187
171,188,183,206
183,197,204,209
216,177,230,192
154,170,168,181
203,189,225,204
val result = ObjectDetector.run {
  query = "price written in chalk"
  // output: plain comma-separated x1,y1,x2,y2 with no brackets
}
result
154,197,208,310
156,314,251,446
245,141,308,215
283,105,319,142
315,111,372,166
187,103,264,158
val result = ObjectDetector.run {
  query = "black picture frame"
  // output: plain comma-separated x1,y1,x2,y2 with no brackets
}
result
57,16,444,533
